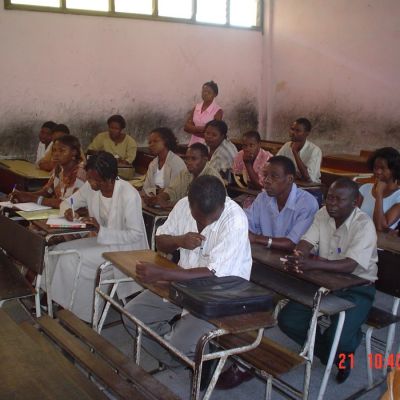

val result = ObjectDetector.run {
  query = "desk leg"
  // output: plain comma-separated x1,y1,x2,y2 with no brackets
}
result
301,287,328,400
317,310,346,400
44,247,53,318
93,261,112,332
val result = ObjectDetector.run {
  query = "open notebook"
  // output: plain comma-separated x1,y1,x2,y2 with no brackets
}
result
46,216,86,229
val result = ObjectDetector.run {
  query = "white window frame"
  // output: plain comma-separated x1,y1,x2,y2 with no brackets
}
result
4,0,263,31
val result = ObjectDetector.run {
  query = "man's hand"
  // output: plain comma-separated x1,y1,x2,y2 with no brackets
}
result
143,194,159,207
291,141,303,153
249,232,267,245
10,190,33,203
178,232,205,250
136,261,165,284
283,249,306,274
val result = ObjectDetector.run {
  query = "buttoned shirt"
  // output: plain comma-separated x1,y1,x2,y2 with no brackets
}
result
302,207,378,282
277,140,322,183
245,184,319,244
156,196,252,280
164,162,223,203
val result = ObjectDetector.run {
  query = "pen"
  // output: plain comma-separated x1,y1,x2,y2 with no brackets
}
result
70,197,75,221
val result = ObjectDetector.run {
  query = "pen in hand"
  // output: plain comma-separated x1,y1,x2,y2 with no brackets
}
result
70,197,75,221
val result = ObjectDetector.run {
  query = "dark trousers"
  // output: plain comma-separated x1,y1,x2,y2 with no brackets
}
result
278,285,376,365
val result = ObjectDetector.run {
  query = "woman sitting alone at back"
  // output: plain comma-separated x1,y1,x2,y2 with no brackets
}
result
10,135,86,208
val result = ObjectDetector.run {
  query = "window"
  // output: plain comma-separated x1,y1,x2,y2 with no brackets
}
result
5,0,263,30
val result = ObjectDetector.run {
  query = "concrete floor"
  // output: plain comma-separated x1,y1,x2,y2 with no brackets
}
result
5,289,398,400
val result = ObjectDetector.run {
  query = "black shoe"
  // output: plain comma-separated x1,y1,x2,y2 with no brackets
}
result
335,353,352,384
200,359,218,391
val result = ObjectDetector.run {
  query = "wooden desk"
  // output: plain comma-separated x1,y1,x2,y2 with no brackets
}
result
378,232,400,255
0,159,50,193
321,154,370,173
231,138,284,155
94,250,275,400
0,310,105,399
250,244,366,400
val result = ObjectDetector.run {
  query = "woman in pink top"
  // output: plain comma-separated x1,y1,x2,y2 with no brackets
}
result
232,131,273,190
184,81,223,146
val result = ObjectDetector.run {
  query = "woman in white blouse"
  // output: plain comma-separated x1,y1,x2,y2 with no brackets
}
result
48,151,148,322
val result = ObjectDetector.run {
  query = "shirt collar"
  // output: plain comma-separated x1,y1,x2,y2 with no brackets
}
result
285,183,298,211
328,207,358,231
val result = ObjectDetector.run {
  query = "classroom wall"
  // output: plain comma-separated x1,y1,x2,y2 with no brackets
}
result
0,7,262,160
262,0,400,154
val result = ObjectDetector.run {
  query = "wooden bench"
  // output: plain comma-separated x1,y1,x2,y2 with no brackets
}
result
36,309,180,400
0,214,46,316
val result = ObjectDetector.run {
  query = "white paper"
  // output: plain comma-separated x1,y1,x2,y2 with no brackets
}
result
0,201,51,211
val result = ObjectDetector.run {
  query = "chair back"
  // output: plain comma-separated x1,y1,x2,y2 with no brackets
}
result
0,215,46,274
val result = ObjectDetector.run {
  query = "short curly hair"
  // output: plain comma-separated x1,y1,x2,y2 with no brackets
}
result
151,127,178,152
367,147,400,180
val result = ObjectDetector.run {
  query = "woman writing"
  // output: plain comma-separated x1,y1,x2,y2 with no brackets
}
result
184,81,223,146
11,135,86,208
359,147,400,231
47,152,148,322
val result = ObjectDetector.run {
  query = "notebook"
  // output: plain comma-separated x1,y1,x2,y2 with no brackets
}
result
46,216,87,229
16,209,60,221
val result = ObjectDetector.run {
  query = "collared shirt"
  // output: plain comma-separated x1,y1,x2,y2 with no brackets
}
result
245,184,319,244
302,207,378,282
232,148,273,186
277,140,322,183
189,100,222,146
164,162,223,203
209,139,238,173
88,132,137,163
156,196,252,280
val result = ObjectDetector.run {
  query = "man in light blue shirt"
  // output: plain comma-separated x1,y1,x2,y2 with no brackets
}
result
245,155,319,251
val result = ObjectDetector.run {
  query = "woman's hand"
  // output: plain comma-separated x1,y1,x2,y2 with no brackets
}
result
80,216,100,232
10,190,34,203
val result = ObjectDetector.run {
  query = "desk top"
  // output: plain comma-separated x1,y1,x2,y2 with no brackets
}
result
0,159,50,179
32,219,96,236
251,244,368,291
378,232,400,254
0,310,105,399
142,204,171,217
103,250,275,333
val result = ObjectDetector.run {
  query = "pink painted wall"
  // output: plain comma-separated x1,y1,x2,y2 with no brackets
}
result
261,0,400,154
0,7,262,159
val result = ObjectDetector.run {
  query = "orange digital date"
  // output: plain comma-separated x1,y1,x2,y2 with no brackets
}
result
338,353,400,369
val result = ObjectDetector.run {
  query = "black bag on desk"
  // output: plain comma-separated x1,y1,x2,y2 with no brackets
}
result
169,276,274,319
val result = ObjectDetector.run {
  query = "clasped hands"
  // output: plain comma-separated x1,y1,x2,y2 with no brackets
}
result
282,249,308,274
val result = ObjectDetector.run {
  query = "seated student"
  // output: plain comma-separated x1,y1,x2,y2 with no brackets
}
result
145,143,222,209
278,178,377,383
232,130,273,190
48,151,148,322
35,121,57,164
277,118,322,183
142,127,186,196
216,156,319,390
359,147,400,231
11,135,86,208
123,175,252,369
245,156,319,251
87,114,137,166
38,124,72,171
204,120,238,180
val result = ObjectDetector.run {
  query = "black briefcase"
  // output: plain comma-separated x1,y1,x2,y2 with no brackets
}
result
169,276,274,319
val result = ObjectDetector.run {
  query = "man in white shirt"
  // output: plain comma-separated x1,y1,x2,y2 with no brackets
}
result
277,118,322,183
278,178,377,383
35,121,56,164
123,175,252,368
